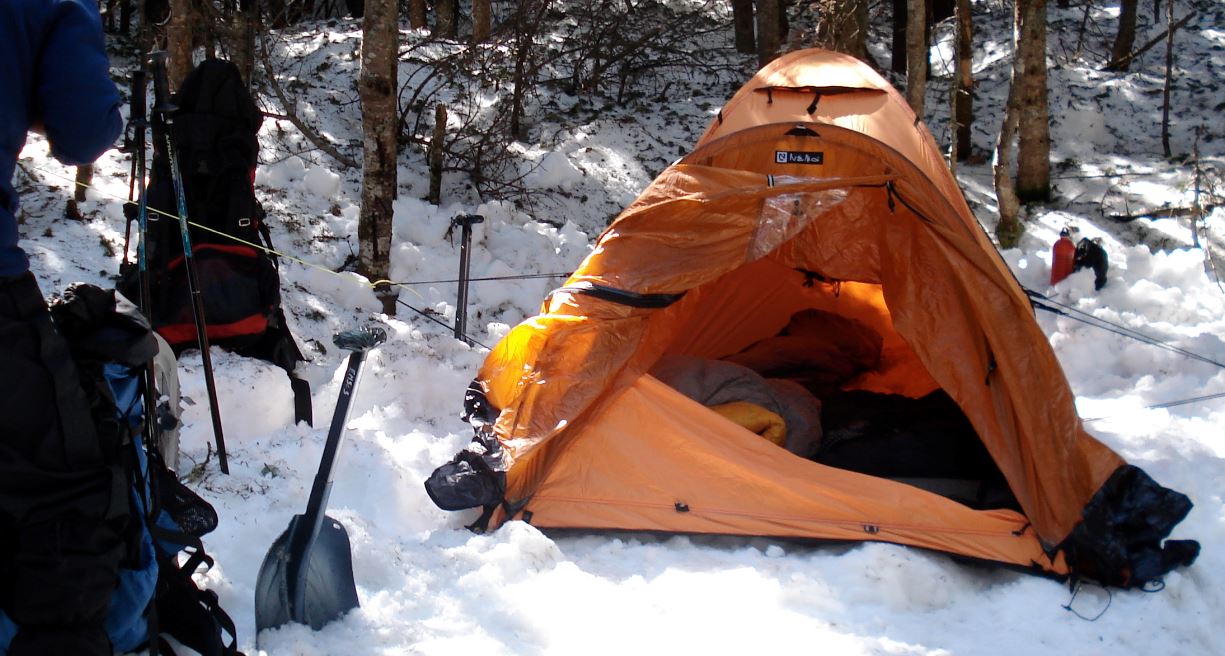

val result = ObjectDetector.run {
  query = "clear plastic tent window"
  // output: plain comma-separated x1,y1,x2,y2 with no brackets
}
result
749,179,848,261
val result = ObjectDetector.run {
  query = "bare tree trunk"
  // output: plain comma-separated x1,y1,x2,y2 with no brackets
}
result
510,5,537,141
852,0,869,60
1191,126,1202,248
1104,11,1192,72
732,0,756,54
408,0,426,29
66,164,93,221
811,0,868,59
1016,0,1050,201
1161,0,1174,157
232,0,257,87
120,0,133,34
429,104,446,205
359,0,399,313
756,0,782,67
1107,0,1139,70
472,0,491,43
137,0,154,57
435,0,457,38
167,0,195,89
264,0,287,27
204,24,217,60
952,0,973,162
74,164,92,203
905,0,927,115
778,0,790,45
993,3,1024,248
892,0,907,73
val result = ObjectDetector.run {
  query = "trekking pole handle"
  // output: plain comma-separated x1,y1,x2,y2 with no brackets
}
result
147,50,178,116
334,326,388,353
121,70,147,155
130,69,147,125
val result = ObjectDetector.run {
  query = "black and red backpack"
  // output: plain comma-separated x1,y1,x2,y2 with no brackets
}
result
120,58,312,425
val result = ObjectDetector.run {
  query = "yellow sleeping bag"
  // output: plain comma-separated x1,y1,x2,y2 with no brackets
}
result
710,401,787,446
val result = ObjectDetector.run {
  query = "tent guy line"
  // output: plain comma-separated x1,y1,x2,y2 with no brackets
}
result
24,161,500,350
394,296,492,350
21,162,566,290
24,164,1225,412
1026,289,1225,369
1081,390,1225,423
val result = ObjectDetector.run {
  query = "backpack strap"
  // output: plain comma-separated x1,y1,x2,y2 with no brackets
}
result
256,206,279,269
282,309,312,426
246,221,309,427
253,205,311,424
147,526,244,656
263,306,313,426
291,375,313,426
26,286,104,468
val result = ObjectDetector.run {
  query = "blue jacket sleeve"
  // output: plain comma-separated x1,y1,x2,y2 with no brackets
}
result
36,0,122,166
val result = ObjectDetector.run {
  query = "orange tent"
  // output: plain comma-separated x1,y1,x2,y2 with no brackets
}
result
429,50,1197,586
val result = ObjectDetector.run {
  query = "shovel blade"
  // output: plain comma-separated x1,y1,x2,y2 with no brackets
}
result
254,514,360,636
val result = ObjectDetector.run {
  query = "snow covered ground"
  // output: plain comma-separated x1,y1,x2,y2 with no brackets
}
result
10,1,1224,654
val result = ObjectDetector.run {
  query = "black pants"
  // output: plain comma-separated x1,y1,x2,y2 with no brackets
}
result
0,272,125,655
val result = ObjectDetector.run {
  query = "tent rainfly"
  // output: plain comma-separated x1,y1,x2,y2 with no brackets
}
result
426,49,1199,587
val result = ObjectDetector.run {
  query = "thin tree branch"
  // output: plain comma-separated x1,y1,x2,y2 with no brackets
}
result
257,34,359,170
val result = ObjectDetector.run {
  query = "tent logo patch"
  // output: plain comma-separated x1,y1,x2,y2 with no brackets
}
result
776,150,824,165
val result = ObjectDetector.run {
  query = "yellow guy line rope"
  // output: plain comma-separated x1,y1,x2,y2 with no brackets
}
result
25,163,422,299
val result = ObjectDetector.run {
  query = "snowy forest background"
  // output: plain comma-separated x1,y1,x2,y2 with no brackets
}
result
11,0,1225,653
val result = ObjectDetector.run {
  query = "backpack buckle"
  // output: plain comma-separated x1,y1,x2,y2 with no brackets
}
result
238,218,252,227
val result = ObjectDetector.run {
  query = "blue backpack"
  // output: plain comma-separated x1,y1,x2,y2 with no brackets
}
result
0,284,241,655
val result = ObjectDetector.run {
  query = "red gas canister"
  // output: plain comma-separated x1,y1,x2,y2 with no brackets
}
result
1051,229,1076,285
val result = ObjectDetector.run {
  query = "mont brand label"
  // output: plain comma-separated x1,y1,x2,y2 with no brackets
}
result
775,150,824,165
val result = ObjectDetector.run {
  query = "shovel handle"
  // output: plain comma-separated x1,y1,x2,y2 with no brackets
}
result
286,328,387,616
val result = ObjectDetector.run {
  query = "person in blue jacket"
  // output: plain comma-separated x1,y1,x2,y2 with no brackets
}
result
0,1,126,654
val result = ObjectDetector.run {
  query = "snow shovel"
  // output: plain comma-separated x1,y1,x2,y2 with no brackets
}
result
254,326,387,638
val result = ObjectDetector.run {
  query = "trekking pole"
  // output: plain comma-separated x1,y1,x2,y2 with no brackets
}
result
127,70,154,323
123,68,166,457
450,214,484,345
121,72,144,265
149,50,230,474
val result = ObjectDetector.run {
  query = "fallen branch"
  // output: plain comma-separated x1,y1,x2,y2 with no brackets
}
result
1104,11,1195,71
13,160,42,187
1108,203,1220,222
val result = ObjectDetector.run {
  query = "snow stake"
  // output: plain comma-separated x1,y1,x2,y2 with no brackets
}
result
450,213,484,345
